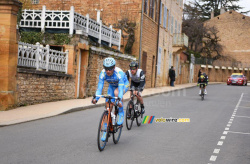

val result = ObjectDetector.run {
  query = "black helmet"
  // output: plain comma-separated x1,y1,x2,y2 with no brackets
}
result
129,61,138,68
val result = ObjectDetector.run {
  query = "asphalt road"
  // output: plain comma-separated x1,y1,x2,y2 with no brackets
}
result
0,84,250,164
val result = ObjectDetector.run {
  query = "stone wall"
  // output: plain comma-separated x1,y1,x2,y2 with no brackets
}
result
16,68,75,106
204,11,250,67
193,65,250,83
85,52,133,97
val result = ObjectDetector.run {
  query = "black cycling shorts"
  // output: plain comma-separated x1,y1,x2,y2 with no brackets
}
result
131,81,144,91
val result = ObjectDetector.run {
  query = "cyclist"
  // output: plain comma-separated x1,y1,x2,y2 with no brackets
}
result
125,61,146,116
197,74,208,95
92,57,129,127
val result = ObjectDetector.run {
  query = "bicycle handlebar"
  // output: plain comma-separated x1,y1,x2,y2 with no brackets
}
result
93,94,120,100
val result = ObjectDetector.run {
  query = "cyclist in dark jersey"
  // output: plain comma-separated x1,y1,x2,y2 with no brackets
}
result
125,61,146,114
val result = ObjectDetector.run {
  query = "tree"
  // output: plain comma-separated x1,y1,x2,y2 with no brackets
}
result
114,18,136,54
192,0,249,20
201,26,223,60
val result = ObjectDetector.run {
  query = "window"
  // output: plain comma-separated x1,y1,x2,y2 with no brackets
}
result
175,20,177,33
178,23,181,33
169,53,172,69
157,47,162,74
149,0,155,19
144,0,148,14
168,12,171,31
171,16,174,34
163,6,167,28
159,3,162,24
155,0,158,22
142,52,147,74
32,0,39,4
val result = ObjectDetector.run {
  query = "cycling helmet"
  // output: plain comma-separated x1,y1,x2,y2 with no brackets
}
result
200,75,205,79
103,57,116,68
129,61,138,68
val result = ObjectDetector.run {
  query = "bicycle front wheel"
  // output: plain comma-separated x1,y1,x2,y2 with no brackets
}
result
97,111,109,151
201,88,204,101
113,108,123,144
126,100,134,130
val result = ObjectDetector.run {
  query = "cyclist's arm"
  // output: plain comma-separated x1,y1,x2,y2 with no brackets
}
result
138,71,145,89
118,71,124,99
95,71,105,101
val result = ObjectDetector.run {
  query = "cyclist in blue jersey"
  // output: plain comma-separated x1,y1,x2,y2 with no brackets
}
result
92,57,129,126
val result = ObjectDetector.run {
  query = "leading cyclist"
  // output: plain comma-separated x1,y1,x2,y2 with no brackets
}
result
92,57,129,126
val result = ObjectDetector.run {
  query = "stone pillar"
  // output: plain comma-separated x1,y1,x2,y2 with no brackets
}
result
0,0,22,110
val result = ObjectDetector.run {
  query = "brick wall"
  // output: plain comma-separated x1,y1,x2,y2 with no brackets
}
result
85,52,133,97
16,69,75,106
204,11,250,66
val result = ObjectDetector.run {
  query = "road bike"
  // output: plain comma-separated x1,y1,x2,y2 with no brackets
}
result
93,95,123,151
198,83,206,101
125,87,144,130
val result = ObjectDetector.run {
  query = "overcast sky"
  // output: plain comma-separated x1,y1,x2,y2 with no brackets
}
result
184,0,250,16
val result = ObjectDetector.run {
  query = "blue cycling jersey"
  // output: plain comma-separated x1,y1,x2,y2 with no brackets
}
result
95,67,129,101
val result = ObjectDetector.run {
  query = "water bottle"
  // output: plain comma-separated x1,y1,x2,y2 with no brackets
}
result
111,112,116,125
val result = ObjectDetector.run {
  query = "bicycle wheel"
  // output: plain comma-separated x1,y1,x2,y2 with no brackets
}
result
126,100,134,130
97,111,109,151
201,88,204,101
113,107,123,144
136,103,143,126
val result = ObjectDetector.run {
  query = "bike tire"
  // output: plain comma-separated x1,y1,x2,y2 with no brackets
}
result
126,100,134,130
136,103,143,126
201,88,204,101
97,111,109,151
113,107,122,144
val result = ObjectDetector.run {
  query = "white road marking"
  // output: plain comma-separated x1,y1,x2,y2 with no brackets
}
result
228,131,250,135
210,155,217,161
208,93,243,163
234,115,250,119
213,149,220,154
217,141,223,146
238,106,250,109
223,131,228,135
220,136,226,140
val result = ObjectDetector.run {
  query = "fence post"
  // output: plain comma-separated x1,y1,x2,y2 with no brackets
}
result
86,14,89,36
109,25,112,47
69,6,74,35
65,50,69,74
45,44,50,71
36,42,40,70
98,20,102,44
118,29,121,51
41,5,46,32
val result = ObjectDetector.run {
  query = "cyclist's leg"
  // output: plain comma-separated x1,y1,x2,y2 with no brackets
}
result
199,84,201,95
114,87,124,125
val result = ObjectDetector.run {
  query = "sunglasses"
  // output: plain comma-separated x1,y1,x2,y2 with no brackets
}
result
104,67,114,71
130,67,137,70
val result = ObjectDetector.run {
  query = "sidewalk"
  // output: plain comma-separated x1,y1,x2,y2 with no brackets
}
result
0,83,222,127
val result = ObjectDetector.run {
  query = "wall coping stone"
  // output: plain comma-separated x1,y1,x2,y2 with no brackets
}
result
17,68,72,78
208,65,213,68
90,46,136,60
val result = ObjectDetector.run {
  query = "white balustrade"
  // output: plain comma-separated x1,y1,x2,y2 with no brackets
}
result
20,6,121,49
18,42,68,73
